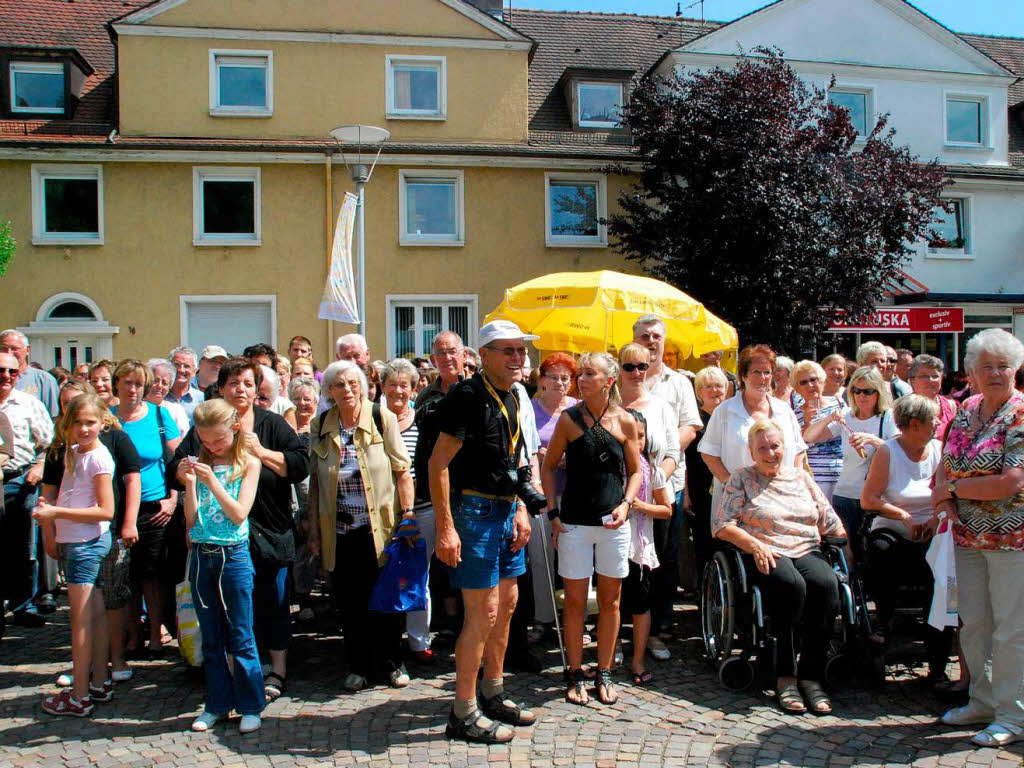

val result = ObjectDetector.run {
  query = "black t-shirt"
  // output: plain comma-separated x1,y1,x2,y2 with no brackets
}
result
42,428,142,531
437,373,521,496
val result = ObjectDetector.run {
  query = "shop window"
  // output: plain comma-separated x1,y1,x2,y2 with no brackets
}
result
399,170,464,246
386,56,446,120
193,167,261,246
31,164,103,245
10,61,64,114
545,173,607,247
209,50,272,116
387,295,476,358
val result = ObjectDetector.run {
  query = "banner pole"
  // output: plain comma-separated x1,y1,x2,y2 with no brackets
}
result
325,153,335,361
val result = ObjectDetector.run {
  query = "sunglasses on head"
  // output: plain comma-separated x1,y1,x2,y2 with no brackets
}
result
621,362,650,373
851,386,877,396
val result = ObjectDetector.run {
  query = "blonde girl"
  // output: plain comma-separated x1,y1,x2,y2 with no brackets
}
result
183,398,263,734
35,394,115,717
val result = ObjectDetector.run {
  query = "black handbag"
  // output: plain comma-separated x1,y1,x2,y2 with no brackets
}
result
248,518,296,566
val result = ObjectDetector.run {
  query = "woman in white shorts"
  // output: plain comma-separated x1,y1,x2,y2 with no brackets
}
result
542,352,641,707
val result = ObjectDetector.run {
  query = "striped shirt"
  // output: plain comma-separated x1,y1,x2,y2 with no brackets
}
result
400,420,432,512
795,396,844,486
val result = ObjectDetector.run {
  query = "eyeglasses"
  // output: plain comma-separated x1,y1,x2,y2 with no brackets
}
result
465,363,478,373
433,347,461,358
851,386,877,396
797,377,819,386
886,358,897,364
0,367,19,376
486,345,526,358
330,379,360,390
621,362,650,373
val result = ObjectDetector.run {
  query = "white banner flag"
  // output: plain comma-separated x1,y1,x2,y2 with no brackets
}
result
318,191,360,324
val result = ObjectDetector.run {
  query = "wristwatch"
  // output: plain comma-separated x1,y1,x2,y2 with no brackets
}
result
547,507,560,521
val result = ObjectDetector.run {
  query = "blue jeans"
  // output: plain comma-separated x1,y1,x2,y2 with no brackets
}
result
2,472,41,615
253,563,291,652
449,493,525,590
189,543,265,716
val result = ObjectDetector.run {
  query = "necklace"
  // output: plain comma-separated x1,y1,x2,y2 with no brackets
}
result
972,396,1011,437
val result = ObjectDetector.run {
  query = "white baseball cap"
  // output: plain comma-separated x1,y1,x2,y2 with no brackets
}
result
478,320,538,349
201,345,229,361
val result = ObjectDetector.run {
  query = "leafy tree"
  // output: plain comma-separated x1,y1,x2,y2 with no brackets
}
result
608,49,948,352
0,220,15,276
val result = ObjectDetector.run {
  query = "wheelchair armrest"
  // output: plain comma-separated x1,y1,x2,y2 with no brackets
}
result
822,535,848,548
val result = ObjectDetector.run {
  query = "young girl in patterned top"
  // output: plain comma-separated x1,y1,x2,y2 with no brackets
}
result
183,398,262,734
623,410,673,686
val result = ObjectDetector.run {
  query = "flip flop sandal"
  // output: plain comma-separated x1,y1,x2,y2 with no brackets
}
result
481,693,537,726
444,708,514,744
777,682,807,714
798,681,832,715
566,668,589,705
631,670,655,687
594,668,618,705
264,672,286,703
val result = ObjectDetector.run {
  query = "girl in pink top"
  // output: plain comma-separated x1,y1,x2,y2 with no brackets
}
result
34,394,115,717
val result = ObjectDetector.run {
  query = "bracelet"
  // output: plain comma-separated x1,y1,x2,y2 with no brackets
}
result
547,507,560,521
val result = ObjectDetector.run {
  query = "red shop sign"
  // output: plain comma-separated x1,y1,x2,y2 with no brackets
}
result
829,307,964,333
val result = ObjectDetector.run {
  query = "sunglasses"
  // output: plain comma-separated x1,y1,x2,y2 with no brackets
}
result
886,358,897,364
622,362,650,373
0,367,19,376
851,386,877,396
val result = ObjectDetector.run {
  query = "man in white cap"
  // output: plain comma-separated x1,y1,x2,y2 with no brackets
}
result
430,320,541,743
195,345,228,391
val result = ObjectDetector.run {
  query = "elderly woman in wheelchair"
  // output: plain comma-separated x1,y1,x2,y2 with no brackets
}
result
860,394,954,686
710,418,848,715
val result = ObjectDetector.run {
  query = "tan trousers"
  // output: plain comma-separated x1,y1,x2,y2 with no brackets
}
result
955,546,1024,729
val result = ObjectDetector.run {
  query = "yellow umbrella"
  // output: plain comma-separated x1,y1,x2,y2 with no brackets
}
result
484,270,738,360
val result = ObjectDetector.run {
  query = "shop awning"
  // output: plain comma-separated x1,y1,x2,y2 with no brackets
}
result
882,269,929,299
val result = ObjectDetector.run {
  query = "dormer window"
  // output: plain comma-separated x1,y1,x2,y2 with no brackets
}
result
945,95,985,147
577,82,623,129
209,50,273,117
10,61,64,114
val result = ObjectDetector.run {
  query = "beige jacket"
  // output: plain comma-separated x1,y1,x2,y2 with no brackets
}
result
309,399,411,571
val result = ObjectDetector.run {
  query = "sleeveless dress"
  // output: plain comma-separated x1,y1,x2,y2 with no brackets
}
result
560,404,626,526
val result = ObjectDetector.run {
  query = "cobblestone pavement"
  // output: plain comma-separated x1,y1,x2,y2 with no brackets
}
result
2,600,1022,768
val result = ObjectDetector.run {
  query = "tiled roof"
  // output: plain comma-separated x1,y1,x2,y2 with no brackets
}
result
958,33,1024,167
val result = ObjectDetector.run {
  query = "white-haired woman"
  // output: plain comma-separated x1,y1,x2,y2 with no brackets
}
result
686,366,729,580
542,352,641,707
931,329,1024,747
381,357,437,664
804,366,898,559
257,365,297,431
715,419,845,715
773,356,796,408
792,360,844,501
308,360,415,692
146,359,189,435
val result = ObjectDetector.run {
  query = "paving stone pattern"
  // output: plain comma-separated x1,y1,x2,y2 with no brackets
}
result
1,601,1022,768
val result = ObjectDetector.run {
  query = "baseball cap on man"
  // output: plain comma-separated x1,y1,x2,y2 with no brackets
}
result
201,345,229,360
478,320,539,349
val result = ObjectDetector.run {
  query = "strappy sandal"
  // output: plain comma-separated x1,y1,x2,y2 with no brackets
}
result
566,668,589,705
631,669,655,686
777,681,807,714
481,693,537,726
444,708,514,744
264,672,286,703
798,680,832,716
594,668,618,705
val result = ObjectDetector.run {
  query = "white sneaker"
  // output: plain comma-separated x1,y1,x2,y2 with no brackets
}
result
56,673,73,687
239,714,262,734
191,712,224,732
111,667,133,683
972,722,1021,747
940,703,995,727
389,668,410,688
647,636,671,660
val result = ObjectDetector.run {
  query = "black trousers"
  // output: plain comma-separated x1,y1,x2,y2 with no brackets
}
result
331,527,404,681
753,550,840,680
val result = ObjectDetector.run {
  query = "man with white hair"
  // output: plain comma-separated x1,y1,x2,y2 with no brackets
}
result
166,346,205,424
0,330,59,417
336,334,370,366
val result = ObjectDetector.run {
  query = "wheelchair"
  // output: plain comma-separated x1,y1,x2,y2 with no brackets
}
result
700,536,861,691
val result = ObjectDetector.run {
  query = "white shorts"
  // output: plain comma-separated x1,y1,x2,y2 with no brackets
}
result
557,523,630,580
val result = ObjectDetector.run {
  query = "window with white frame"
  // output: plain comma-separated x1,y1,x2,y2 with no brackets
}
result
31,164,103,245
577,82,623,129
10,61,65,114
387,295,476,358
193,167,261,246
386,56,446,119
399,170,464,246
545,173,607,247
181,295,276,355
945,96,985,146
829,88,870,137
927,197,970,254
209,50,272,116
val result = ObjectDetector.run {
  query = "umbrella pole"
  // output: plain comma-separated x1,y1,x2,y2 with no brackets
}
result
535,513,568,679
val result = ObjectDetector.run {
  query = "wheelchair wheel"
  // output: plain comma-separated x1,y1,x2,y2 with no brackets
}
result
718,657,755,690
701,551,737,663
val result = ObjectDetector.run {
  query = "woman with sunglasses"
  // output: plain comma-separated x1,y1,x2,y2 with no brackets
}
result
804,365,897,560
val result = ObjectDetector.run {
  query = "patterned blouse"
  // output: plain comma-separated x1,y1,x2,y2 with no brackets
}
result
714,465,845,559
943,392,1024,551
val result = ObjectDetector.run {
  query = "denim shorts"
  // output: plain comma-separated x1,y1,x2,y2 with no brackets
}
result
449,493,526,590
59,529,112,587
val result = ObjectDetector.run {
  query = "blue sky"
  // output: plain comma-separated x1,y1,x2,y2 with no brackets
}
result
514,0,1024,38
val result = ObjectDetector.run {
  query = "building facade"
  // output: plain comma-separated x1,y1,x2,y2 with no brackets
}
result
0,0,1021,369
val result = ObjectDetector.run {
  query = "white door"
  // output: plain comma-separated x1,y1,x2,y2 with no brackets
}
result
182,297,275,356
48,337,98,370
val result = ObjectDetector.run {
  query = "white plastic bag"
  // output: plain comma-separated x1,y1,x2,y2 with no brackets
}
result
925,513,959,630
176,555,203,667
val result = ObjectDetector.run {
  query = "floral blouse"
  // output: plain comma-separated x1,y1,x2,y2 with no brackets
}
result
713,465,845,559
943,392,1024,551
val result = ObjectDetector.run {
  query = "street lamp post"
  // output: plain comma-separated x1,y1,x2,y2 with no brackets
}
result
330,125,390,338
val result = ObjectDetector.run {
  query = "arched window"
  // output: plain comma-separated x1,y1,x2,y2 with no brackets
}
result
47,300,97,320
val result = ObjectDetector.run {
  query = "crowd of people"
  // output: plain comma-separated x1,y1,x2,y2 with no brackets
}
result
2,320,1024,749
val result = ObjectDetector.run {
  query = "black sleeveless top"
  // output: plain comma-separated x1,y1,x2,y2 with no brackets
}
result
560,404,626,526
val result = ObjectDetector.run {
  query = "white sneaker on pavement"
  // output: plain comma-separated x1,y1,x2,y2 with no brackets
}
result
239,714,262,734
647,636,671,660
940,703,994,727
191,712,225,732
111,667,133,683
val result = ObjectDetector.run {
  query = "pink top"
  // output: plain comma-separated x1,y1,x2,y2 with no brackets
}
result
714,465,845,559
55,443,114,543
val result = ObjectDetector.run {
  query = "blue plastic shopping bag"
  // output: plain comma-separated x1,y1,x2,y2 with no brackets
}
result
369,518,428,613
